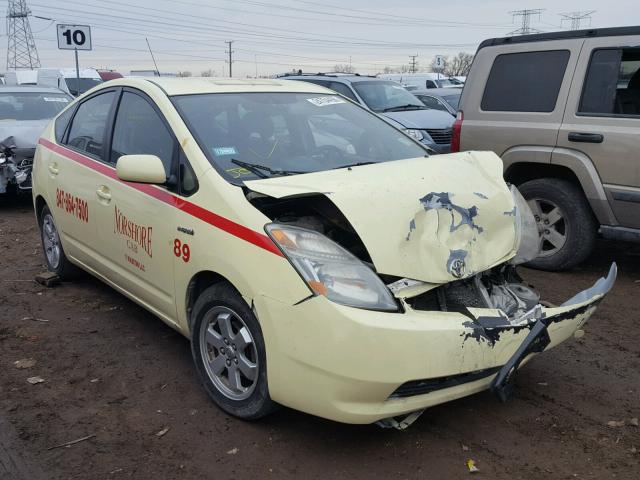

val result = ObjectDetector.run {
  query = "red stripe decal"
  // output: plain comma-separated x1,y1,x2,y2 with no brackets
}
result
38,138,283,257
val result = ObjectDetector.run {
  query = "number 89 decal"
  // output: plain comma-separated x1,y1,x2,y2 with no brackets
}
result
173,239,191,262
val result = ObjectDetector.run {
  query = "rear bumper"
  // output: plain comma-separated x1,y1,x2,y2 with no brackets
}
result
255,264,616,424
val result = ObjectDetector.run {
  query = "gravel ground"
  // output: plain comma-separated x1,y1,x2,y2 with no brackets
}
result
1,194,638,479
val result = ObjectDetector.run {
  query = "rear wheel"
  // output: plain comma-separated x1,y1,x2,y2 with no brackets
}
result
38,205,78,279
518,178,597,271
191,283,277,420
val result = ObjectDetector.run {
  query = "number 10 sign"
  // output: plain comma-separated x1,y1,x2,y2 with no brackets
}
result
57,24,92,51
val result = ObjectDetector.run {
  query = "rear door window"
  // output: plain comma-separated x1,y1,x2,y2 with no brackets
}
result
65,91,115,160
481,50,570,112
579,47,640,116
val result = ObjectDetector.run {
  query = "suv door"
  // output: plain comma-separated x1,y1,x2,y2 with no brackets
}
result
94,89,181,322
47,89,117,271
556,37,640,227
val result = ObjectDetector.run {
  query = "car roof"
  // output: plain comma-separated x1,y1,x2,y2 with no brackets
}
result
413,88,461,97
282,74,385,84
98,77,333,96
479,25,640,50
0,85,68,94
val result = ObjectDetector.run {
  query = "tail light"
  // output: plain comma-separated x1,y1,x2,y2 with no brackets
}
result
451,110,463,153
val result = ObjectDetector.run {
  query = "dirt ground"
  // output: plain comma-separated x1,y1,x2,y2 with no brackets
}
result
1,194,638,480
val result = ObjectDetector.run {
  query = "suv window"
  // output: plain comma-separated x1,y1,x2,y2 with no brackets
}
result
417,94,449,112
111,91,175,174
66,91,115,159
579,48,640,116
328,82,358,102
481,50,570,112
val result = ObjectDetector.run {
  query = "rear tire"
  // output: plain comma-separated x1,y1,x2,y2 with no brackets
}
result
191,282,278,420
38,205,79,280
518,178,597,271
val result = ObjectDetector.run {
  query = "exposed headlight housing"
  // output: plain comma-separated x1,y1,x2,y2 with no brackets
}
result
404,129,424,141
266,224,398,311
509,185,541,265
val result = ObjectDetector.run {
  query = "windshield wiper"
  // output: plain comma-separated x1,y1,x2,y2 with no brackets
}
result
230,159,305,178
382,104,426,112
332,161,376,170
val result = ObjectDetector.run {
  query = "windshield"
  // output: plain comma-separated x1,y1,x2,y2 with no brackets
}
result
351,81,425,112
0,92,71,120
442,94,460,109
173,92,427,182
65,78,103,96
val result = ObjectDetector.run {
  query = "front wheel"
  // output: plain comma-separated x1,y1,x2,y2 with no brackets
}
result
518,178,597,271
191,283,277,420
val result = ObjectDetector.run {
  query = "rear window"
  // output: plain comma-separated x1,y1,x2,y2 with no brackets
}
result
481,50,570,112
579,47,640,116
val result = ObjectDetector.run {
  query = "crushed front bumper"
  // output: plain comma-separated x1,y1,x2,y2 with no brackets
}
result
254,264,616,424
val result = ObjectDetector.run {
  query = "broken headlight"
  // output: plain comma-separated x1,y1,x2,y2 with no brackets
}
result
266,224,398,312
509,185,541,265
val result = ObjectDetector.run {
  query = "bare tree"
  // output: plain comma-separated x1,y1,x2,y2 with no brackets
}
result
177,71,192,77
446,52,474,76
200,68,215,77
333,64,354,73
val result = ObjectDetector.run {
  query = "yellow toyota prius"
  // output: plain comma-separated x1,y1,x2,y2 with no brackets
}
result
32,78,615,427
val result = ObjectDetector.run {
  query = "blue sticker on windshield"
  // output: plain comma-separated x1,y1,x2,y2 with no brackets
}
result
212,146,238,156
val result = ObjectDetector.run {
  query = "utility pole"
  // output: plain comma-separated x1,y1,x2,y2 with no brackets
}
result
508,9,545,36
409,54,418,73
6,0,41,70
559,11,595,30
225,40,234,78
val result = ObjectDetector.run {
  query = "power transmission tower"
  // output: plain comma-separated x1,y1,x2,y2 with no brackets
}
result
508,9,545,36
6,0,41,70
225,40,234,78
409,55,418,73
559,11,595,30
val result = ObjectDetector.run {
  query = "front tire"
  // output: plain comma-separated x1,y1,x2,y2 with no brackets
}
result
518,178,597,271
191,283,277,420
38,205,78,280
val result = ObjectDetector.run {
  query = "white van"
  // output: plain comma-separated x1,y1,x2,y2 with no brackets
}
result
4,68,103,96
378,73,461,90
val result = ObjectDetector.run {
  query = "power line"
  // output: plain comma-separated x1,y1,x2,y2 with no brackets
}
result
6,0,41,69
508,9,545,36
559,11,595,30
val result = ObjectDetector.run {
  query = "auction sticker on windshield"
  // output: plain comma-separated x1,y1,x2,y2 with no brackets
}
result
43,97,69,102
307,96,346,107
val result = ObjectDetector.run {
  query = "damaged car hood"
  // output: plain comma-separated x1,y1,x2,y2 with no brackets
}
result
0,119,49,148
246,151,518,284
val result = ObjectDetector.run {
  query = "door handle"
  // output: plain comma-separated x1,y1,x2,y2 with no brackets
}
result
48,162,59,175
96,185,112,201
568,132,604,143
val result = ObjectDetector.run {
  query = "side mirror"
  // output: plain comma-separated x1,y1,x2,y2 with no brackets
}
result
116,154,166,184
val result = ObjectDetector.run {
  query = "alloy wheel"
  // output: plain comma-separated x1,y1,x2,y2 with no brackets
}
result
42,213,62,269
527,197,567,258
199,306,259,401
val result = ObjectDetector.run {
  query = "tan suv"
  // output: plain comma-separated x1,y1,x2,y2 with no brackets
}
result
453,26,640,270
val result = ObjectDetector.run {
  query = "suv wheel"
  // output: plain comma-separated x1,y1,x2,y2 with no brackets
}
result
191,282,278,420
518,178,597,271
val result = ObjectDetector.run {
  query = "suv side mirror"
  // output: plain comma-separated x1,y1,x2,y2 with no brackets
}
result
116,154,166,184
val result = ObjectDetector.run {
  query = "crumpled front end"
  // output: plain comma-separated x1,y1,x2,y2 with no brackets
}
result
256,264,616,425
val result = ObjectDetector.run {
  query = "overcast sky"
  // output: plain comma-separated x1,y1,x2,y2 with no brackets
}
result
3,0,639,77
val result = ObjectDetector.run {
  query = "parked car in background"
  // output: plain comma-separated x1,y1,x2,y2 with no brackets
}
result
414,88,461,116
454,26,640,270
97,70,124,81
282,74,454,153
32,77,615,425
378,73,462,89
0,85,72,194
